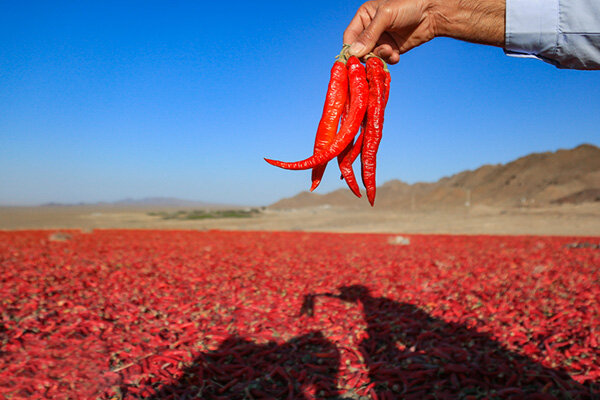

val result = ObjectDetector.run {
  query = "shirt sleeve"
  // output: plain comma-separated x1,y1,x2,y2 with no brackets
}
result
505,0,600,69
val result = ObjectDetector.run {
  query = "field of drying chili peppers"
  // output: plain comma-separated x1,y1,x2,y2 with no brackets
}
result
1,230,599,399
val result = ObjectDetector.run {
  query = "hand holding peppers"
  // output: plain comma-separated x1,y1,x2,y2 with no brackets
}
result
265,46,390,206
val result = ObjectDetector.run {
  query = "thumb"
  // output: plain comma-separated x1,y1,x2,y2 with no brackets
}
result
349,7,391,57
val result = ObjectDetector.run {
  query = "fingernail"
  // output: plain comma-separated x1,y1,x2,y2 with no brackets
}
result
349,42,365,56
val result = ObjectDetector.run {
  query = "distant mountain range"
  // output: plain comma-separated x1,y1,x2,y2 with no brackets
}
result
269,144,600,210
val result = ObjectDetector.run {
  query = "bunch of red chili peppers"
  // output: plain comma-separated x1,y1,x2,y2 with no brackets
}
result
265,45,391,206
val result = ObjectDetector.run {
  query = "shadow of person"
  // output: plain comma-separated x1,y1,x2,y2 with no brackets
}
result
148,331,341,399
329,285,596,399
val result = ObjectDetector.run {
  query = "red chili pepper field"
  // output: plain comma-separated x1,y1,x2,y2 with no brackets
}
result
1,230,599,399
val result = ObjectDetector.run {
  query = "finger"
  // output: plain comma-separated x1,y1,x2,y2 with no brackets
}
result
387,51,401,64
374,44,401,64
373,32,401,64
343,2,376,45
349,5,392,58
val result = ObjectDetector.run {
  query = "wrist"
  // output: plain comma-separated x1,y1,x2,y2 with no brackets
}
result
428,0,506,47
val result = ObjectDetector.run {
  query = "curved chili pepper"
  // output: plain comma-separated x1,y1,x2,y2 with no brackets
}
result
340,56,389,199
336,89,354,177
360,56,388,206
338,123,364,198
310,57,349,192
384,68,391,106
265,56,368,171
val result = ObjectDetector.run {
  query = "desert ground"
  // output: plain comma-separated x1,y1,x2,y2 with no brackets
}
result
1,203,598,236
3,145,598,236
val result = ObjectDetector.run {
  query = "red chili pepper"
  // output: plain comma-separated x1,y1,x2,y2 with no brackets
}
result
336,89,354,177
360,55,389,206
310,52,349,192
383,65,391,106
265,55,368,170
338,123,364,197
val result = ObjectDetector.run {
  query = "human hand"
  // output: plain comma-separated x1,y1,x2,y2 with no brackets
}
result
344,0,505,64
343,0,436,64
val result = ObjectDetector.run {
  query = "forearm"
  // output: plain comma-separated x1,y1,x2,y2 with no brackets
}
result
430,0,505,47
346,0,598,70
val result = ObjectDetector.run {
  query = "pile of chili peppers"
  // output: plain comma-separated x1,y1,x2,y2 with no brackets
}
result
265,45,391,206
1,230,599,399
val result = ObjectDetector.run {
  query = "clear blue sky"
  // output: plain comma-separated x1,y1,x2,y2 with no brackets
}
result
1,1,599,206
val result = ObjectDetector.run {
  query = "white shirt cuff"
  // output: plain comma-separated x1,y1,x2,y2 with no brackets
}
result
505,0,559,60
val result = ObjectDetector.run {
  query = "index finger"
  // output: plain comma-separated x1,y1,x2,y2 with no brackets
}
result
343,3,377,45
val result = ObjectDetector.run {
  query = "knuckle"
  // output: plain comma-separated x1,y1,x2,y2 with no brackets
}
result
379,5,394,18
358,1,373,15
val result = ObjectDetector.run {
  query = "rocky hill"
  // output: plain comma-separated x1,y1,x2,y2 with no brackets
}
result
270,144,600,209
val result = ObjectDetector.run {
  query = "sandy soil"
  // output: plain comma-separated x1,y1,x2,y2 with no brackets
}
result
1,203,599,236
